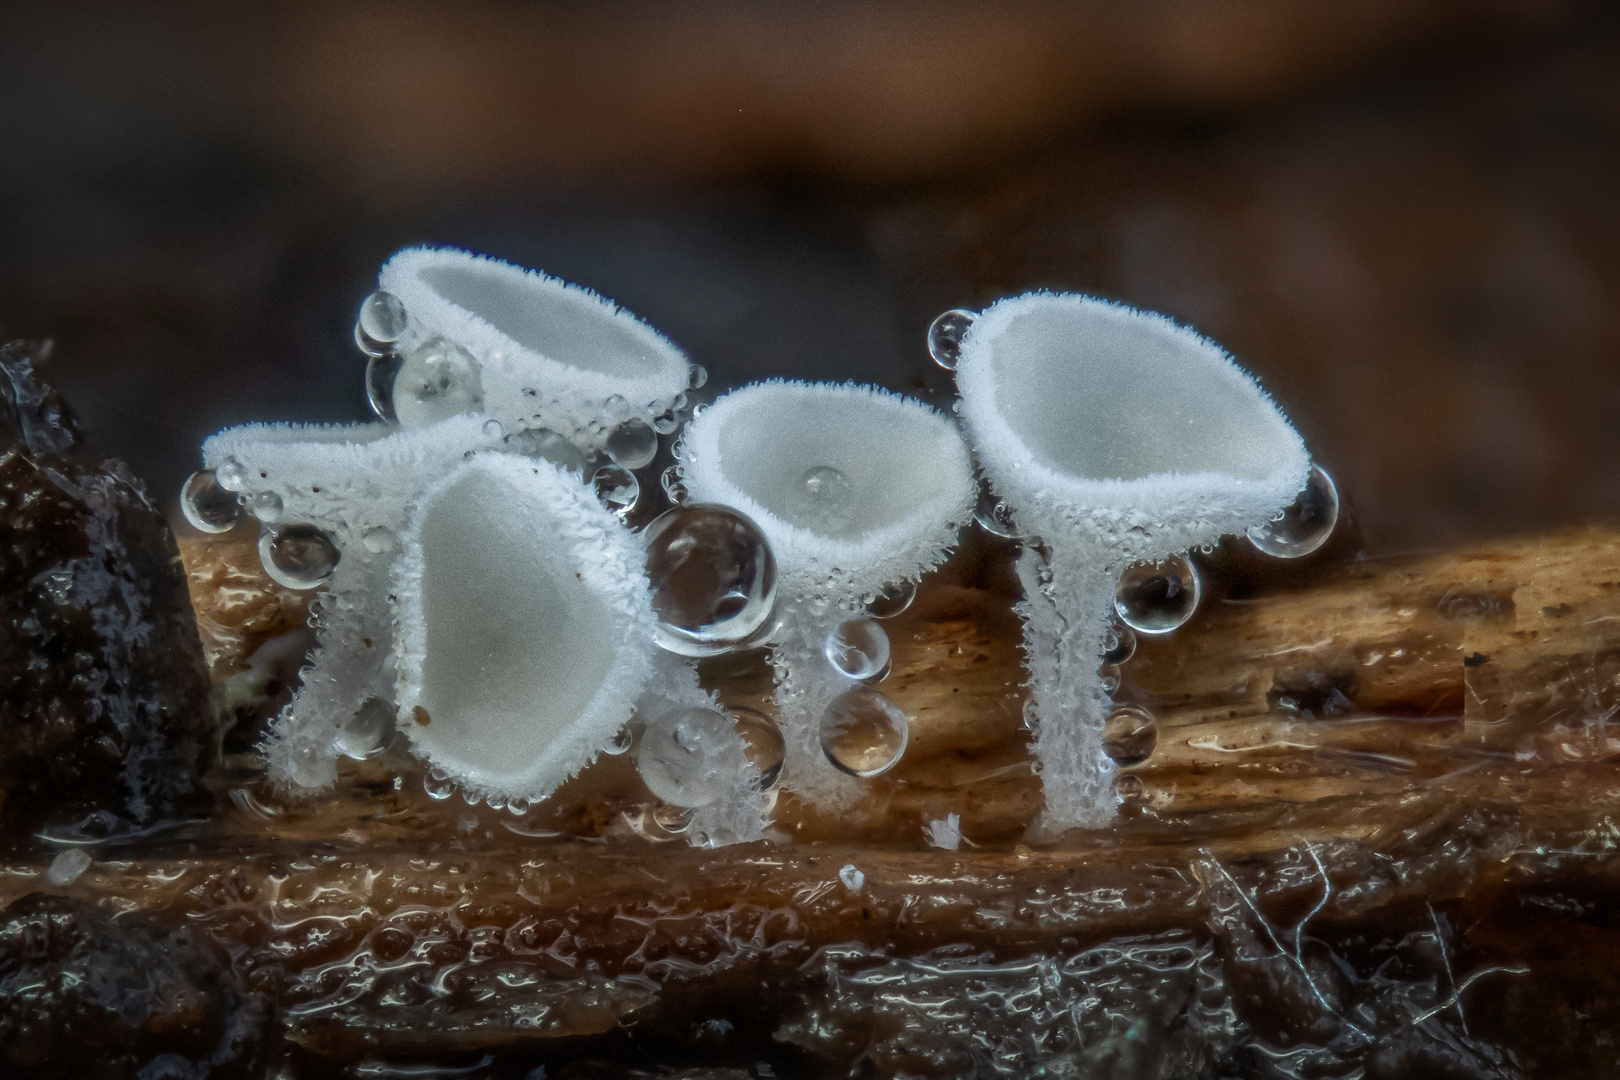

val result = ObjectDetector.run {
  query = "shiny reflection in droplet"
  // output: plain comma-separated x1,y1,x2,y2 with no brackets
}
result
865,579,917,620
1248,464,1340,558
973,489,1020,539
927,308,976,371
1102,704,1158,767
181,469,241,533
358,290,408,344
824,618,892,682
643,505,777,657
1114,554,1201,635
606,419,658,471
592,464,639,516
423,770,455,800
259,524,340,590
334,696,394,759
730,705,786,790
820,687,909,778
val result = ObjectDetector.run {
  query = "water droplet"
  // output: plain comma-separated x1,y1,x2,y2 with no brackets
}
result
660,465,688,505
393,336,483,427
689,363,708,389
865,579,917,620
423,771,456,800
820,687,908,778
335,696,393,759
1114,554,1201,635
791,465,854,532
605,419,658,471
652,803,694,834
973,489,1020,539
602,393,632,423
482,418,504,439
838,864,865,891
248,490,284,524
216,457,247,492
927,308,976,370
1115,772,1146,806
634,706,739,808
592,464,639,516
507,795,533,816
824,619,892,682
505,428,587,473
643,505,778,657
361,526,398,555
1101,623,1136,666
353,321,390,358
180,469,241,533
1099,666,1121,695
602,726,632,756
365,350,404,423
1103,705,1157,767
1248,464,1340,558
259,524,340,590
730,705,785,790
359,290,408,342
652,410,682,435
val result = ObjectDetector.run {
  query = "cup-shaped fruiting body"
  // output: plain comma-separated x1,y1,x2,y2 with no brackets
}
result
955,293,1310,829
392,454,658,805
202,414,505,790
378,247,693,449
675,380,975,806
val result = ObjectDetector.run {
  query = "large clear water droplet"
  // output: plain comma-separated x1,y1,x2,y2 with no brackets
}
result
393,336,483,427
602,726,633,756
927,308,976,371
824,619,891,682
423,770,456,800
358,290,408,343
634,706,740,808
216,457,247,492
248,490,284,524
643,505,778,657
259,524,340,590
365,351,404,423
660,465,688,506
592,464,639,517
790,465,854,532
180,469,240,533
820,687,909,778
1101,622,1137,666
1248,464,1340,558
865,579,918,620
353,321,390,359
1114,554,1201,635
606,419,658,471
505,428,586,473
1103,705,1157,767
730,706,785,791
335,697,394,760
973,489,1020,539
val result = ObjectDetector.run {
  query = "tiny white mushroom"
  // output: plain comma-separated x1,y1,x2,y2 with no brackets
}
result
954,293,1310,830
392,453,658,805
203,414,506,791
676,380,975,807
378,246,693,449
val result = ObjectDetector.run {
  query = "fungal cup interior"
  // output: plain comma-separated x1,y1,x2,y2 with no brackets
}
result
419,261,664,379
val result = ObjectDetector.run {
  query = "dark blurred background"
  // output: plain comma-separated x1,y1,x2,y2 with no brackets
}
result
1,0,1617,553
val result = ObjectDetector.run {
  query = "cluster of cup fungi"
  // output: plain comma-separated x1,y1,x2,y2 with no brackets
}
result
181,247,1339,845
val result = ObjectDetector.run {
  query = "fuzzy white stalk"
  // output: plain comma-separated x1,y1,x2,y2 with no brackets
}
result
955,293,1310,830
676,380,975,807
378,247,692,449
202,414,505,791
392,454,658,805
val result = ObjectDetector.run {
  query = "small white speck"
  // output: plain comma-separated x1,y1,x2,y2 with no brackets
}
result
838,864,865,892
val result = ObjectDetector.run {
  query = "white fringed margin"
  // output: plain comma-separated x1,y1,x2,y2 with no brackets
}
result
202,414,505,791
955,292,1310,831
676,380,975,808
379,246,693,449
392,453,658,805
